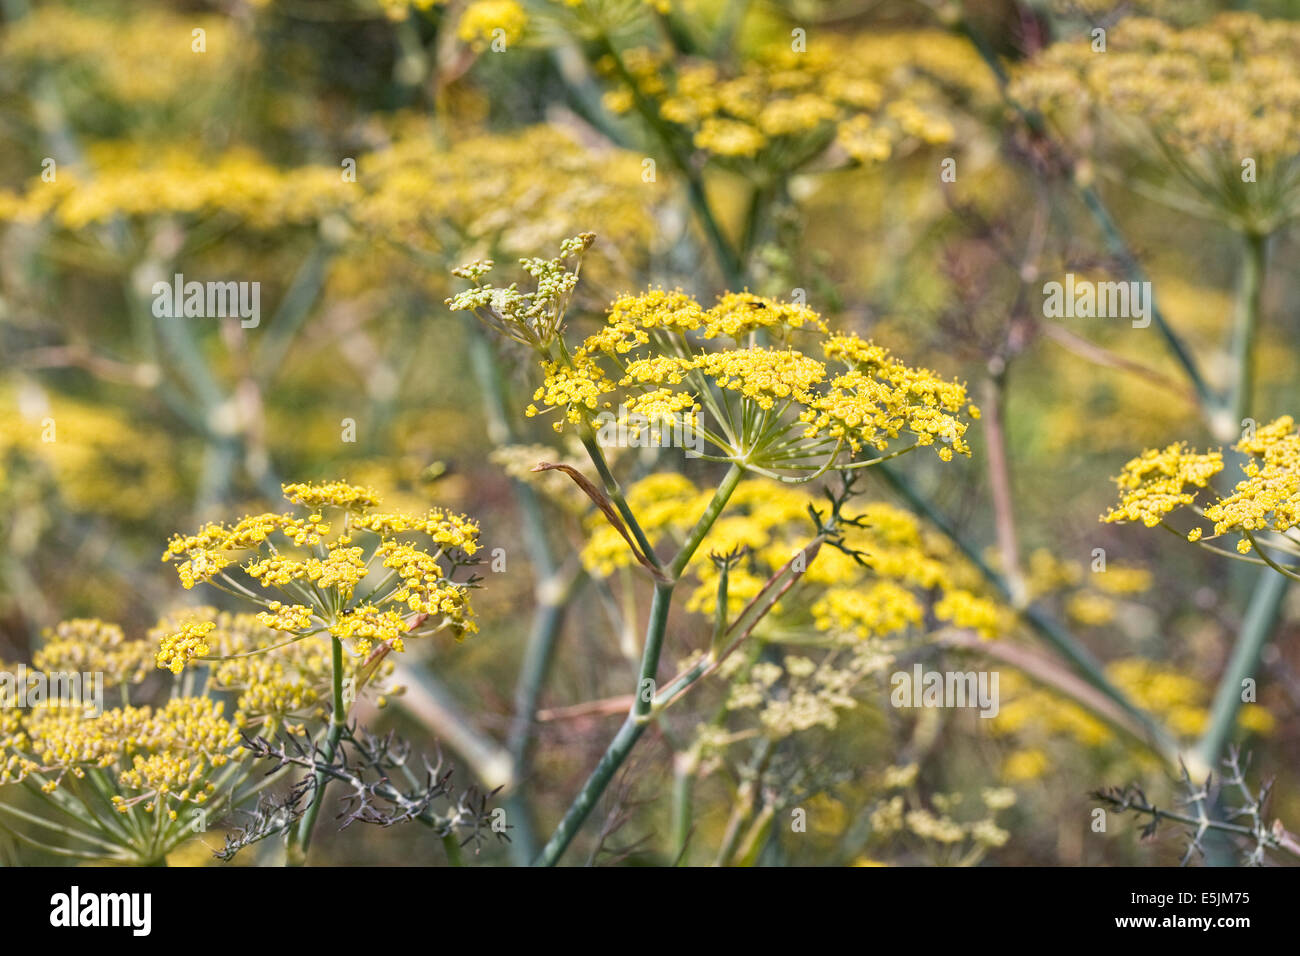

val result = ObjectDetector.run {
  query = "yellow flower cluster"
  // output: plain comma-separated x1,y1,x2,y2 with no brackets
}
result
723,643,894,736
0,125,657,285
0,143,342,231
1008,548,1153,630
452,247,977,471
1105,416,1300,556
158,481,479,668
1101,442,1224,528
1013,13,1300,229
352,123,656,271
933,589,1005,640
2,695,240,812
458,0,528,50
802,334,978,460
812,581,923,640
3,7,246,109
863,785,1015,860
1203,416,1300,546
600,31,990,167
33,619,151,687
156,621,217,676
1017,14,1300,160
579,474,996,646
283,480,383,512
992,660,1275,778
1,616,269,860
0,391,182,523
150,609,399,731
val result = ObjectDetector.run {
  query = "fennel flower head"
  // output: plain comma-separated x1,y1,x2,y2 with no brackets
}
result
598,30,991,170
0,619,276,863
1013,13,1300,233
1103,416,1300,558
449,235,980,482
158,480,481,673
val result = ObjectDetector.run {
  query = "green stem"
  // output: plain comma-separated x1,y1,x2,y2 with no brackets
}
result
533,464,745,865
669,749,697,864
291,635,347,862
532,578,675,865
1193,568,1288,777
441,832,465,866
532,712,647,866
668,464,744,580
714,737,773,865
1229,231,1269,429
503,583,574,862
579,426,663,569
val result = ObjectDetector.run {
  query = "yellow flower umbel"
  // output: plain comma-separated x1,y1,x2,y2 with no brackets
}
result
0,620,265,864
596,30,991,172
1103,416,1300,574
32,619,152,686
458,0,528,50
1013,13,1300,233
159,480,480,669
149,608,400,734
450,236,978,481
580,474,1000,644
1102,442,1224,529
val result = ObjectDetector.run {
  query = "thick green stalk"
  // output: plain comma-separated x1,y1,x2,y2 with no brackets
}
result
291,635,347,862
503,590,572,861
1193,570,1288,777
1194,228,1285,777
668,464,744,580
533,716,646,867
669,750,697,864
1075,185,1217,413
253,240,334,381
533,466,743,864
1229,231,1269,430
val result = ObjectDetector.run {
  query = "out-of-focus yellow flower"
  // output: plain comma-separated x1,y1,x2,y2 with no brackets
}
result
598,31,992,170
1014,13,1300,231
1003,748,1050,782
458,0,528,50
